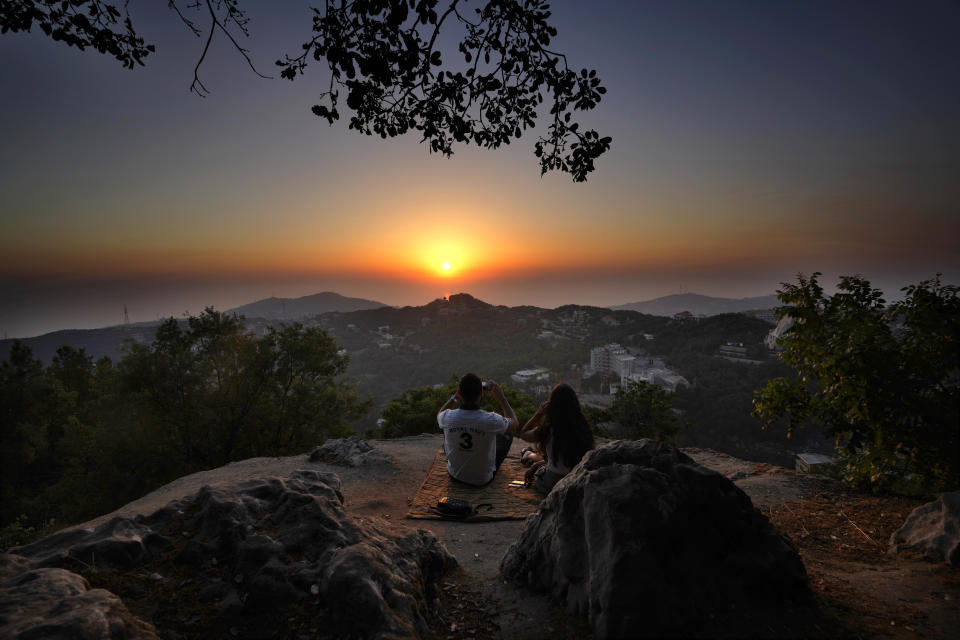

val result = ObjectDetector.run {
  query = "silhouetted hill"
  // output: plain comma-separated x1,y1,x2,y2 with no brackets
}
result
613,293,780,316
0,323,161,364
227,291,387,319
0,291,387,363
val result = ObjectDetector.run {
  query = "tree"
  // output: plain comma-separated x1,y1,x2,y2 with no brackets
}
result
1,0,611,181
0,342,50,524
119,308,367,469
254,322,370,456
608,379,681,442
753,273,959,492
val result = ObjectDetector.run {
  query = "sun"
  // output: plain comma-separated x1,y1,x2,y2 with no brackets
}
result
419,240,469,278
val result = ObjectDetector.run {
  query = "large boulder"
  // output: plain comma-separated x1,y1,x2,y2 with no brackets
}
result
309,436,394,466
0,553,158,639
889,490,960,566
12,469,454,639
500,440,812,638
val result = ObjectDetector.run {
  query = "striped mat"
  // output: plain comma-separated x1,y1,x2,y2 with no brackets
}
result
406,449,542,521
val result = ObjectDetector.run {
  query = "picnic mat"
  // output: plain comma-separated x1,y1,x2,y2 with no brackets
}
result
406,449,542,522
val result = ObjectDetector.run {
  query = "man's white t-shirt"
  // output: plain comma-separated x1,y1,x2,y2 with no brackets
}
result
437,408,510,485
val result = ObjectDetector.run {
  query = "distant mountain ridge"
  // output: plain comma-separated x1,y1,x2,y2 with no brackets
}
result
0,291,389,363
226,292,387,320
613,293,780,316
1,290,777,364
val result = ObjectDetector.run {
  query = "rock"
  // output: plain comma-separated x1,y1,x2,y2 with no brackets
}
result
728,470,750,480
13,469,455,639
0,553,158,639
500,439,812,639
890,490,960,566
309,436,394,466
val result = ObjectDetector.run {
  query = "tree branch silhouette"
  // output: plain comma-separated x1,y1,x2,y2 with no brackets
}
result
1,0,611,181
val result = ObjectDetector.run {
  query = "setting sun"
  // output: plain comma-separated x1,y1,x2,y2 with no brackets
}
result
442,262,451,271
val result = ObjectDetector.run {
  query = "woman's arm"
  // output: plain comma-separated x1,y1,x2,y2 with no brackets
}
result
518,401,548,442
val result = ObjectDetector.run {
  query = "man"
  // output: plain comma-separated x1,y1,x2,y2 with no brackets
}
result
437,373,519,485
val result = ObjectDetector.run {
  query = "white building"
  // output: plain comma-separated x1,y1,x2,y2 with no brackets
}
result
622,371,655,388
590,343,627,374
765,315,795,350
612,353,636,377
511,367,551,384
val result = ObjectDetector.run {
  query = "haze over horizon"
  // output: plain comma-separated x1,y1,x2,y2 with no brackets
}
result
2,1,958,339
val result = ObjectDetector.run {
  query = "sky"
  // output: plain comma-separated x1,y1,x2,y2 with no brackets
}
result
2,0,958,338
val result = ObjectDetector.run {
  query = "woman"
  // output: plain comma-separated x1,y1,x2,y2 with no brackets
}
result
517,382,595,494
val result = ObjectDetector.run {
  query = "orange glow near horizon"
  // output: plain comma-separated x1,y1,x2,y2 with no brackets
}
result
8,202,900,285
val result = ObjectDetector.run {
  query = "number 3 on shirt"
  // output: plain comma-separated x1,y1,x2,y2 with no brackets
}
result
459,432,473,450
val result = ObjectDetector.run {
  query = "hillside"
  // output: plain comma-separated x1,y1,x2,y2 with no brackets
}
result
614,292,780,316
0,323,160,364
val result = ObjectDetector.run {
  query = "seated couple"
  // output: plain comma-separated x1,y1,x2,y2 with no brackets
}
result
437,373,595,494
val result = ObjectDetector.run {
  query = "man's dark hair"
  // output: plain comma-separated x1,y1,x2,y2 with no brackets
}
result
459,372,482,407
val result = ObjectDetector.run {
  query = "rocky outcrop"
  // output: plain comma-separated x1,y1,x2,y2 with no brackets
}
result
890,490,960,567
11,469,454,639
309,436,394,466
500,440,812,639
0,553,158,639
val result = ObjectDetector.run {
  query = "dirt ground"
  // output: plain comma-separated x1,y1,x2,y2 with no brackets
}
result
81,436,960,639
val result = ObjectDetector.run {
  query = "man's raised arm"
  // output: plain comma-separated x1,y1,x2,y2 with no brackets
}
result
437,391,459,421
488,382,519,432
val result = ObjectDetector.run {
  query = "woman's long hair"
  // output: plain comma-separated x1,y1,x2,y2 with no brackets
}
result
540,382,595,469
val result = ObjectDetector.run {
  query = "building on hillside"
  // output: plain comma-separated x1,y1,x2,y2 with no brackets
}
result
622,371,655,387
718,342,748,358
612,352,636,377
765,315,795,351
511,367,551,384
653,371,689,392
590,343,627,374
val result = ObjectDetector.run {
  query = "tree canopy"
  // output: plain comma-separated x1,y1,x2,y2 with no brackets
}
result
1,0,611,181
753,273,959,493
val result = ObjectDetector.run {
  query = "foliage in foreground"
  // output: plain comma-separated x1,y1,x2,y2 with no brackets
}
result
753,273,959,493
0,309,368,537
